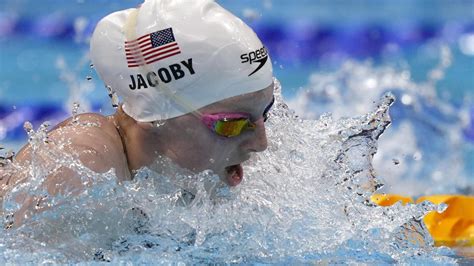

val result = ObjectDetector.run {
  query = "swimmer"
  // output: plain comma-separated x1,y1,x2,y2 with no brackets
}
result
0,0,274,224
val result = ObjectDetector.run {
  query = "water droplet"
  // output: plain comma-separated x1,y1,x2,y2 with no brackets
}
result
39,121,51,130
72,102,80,124
106,85,119,108
374,182,384,191
86,76,92,81
105,85,113,94
23,121,33,133
111,93,119,109
89,63,94,69
12,105,16,110
152,120,166,128
437,203,448,213
392,158,400,165
413,151,422,161
72,102,80,115
209,158,215,164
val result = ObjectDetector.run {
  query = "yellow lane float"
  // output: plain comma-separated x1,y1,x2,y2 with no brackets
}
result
370,194,414,206
371,194,474,247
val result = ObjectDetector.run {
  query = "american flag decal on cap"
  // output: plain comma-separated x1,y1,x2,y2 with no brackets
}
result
125,28,181,68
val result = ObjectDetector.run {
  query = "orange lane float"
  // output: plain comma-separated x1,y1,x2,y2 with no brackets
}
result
371,194,474,247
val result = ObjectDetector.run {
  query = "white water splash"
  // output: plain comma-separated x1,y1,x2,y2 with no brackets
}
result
0,79,458,264
287,46,473,196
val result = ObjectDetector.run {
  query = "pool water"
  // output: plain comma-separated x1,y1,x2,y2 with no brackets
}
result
0,82,460,264
1,0,473,264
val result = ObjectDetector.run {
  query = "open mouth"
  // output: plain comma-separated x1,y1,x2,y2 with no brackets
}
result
225,164,243,186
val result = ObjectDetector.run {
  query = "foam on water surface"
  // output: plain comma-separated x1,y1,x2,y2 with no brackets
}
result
0,78,462,264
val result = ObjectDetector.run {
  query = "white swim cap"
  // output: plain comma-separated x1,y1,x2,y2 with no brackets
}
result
90,0,273,122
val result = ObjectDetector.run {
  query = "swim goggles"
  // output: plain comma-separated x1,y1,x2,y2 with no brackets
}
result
201,96,275,137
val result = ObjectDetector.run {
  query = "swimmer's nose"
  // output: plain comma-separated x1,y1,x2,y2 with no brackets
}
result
244,118,268,152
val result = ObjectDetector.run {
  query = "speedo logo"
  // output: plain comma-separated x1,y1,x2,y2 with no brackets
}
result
240,46,268,77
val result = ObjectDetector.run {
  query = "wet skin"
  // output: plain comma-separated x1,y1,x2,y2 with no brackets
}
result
112,84,274,185
0,84,273,225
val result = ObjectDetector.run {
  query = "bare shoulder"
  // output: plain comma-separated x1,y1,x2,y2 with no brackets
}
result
1,113,131,225
51,113,120,140
16,113,131,181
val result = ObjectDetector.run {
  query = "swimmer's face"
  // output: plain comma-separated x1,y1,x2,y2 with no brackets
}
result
157,84,274,186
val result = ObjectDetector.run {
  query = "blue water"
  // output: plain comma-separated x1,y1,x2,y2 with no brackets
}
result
1,0,473,264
